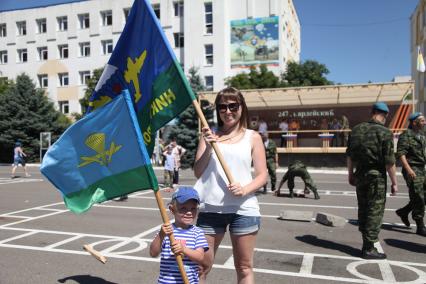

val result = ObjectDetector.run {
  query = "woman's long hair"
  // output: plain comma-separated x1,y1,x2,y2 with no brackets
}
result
214,87,248,129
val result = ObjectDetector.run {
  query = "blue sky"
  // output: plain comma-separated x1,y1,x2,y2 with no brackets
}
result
0,0,86,12
0,0,419,85
293,0,419,84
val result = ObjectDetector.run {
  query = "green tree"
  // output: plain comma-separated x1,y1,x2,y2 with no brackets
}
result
281,60,333,87
0,77,11,95
79,67,105,115
225,64,280,89
167,67,214,168
0,73,70,162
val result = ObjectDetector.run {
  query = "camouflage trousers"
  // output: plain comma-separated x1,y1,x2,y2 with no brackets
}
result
356,171,387,244
280,168,318,194
163,170,174,188
266,159,277,189
399,166,426,221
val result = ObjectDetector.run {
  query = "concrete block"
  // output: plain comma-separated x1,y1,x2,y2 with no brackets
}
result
278,210,313,222
316,212,346,227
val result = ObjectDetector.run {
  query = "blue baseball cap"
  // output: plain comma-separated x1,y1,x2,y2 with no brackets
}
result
172,187,200,204
408,112,423,121
372,102,389,113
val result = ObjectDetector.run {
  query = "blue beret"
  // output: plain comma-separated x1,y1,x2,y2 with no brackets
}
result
372,102,389,113
408,112,423,121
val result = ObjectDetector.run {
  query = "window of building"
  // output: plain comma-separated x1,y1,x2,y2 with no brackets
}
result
17,49,27,62
205,44,213,65
205,76,213,91
58,44,69,59
58,73,69,86
58,101,69,114
0,50,7,64
173,32,184,48
0,24,6,37
204,2,213,34
101,40,113,55
78,13,90,29
36,18,47,34
16,21,26,36
173,1,184,17
123,8,131,22
152,4,160,19
79,71,91,85
37,46,48,61
57,16,68,31
79,42,90,57
38,74,48,88
101,10,112,26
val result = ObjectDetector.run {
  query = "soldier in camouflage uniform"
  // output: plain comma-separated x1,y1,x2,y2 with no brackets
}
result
346,102,398,259
261,132,278,193
276,160,320,199
395,112,426,237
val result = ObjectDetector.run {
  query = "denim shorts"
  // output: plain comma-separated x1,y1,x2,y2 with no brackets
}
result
196,212,261,235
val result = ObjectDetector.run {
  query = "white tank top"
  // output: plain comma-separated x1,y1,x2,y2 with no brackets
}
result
194,129,260,216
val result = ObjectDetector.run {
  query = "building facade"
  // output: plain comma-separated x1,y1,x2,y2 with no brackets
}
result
0,0,300,114
411,0,426,113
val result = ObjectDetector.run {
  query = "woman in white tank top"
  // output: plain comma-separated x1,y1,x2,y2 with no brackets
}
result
194,87,267,284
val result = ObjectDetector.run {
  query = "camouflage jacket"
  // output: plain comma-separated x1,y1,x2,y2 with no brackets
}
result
346,119,395,173
264,139,277,161
396,128,426,167
288,160,306,171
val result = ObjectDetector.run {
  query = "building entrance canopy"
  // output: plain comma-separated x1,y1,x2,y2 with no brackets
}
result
198,81,413,110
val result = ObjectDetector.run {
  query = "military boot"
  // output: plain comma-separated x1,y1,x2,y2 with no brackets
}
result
361,242,386,260
314,191,320,200
396,208,410,227
289,190,294,198
415,219,426,237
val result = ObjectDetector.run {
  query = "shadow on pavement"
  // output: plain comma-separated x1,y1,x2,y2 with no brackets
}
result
380,223,414,234
295,234,360,257
384,239,426,254
58,275,118,284
348,219,415,234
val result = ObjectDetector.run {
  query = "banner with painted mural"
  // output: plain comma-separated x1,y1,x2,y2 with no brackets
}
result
87,0,196,155
230,16,279,68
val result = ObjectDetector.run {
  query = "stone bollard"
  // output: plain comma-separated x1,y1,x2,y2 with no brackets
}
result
278,210,313,222
316,212,346,227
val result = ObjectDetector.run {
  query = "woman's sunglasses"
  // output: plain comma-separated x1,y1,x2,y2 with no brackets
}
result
217,103,240,113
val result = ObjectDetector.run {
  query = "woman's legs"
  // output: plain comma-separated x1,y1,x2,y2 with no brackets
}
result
230,232,257,284
199,233,225,284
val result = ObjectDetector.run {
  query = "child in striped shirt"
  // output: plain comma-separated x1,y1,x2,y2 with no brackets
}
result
150,187,209,284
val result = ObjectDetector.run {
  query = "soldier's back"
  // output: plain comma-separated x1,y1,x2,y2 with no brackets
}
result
347,120,393,171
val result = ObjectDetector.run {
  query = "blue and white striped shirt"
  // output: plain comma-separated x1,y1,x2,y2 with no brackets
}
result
158,224,208,284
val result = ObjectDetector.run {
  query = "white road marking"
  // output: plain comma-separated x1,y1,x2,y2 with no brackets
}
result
44,235,82,249
1,194,425,283
223,255,234,267
299,254,314,274
0,231,37,244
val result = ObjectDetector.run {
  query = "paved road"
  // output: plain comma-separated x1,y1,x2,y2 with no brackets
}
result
0,165,425,284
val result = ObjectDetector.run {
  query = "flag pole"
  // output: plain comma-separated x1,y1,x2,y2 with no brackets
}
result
154,190,190,284
192,100,235,184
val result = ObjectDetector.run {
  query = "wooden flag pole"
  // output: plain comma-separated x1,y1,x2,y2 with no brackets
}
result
154,190,190,284
192,100,235,184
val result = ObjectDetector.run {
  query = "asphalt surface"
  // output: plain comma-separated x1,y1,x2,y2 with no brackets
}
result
0,165,425,284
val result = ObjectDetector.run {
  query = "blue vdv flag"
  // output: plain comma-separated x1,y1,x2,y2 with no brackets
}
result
41,90,159,213
87,0,195,155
